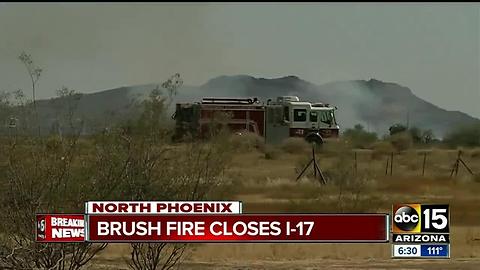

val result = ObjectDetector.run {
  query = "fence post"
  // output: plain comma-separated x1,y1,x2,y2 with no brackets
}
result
450,150,461,178
390,152,394,176
385,156,389,176
422,152,427,176
354,151,358,176
456,150,461,177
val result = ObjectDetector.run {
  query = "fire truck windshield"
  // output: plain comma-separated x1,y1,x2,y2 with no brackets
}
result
319,110,335,126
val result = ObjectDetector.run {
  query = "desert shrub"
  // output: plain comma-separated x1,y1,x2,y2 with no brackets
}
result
324,155,377,213
44,134,63,151
403,150,421,171
444,124,480,147
371,140,395,159
0,73,231,270
229,131,264,152
0,135,108,270
342,124,377,148
321,138,353,155
281,137,310,154
409,127,422,144
408,126,436,144
0,65,107,269
389,132,413,152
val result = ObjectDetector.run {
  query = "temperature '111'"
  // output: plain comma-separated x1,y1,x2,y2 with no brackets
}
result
392,244,450,258
422,245,449,257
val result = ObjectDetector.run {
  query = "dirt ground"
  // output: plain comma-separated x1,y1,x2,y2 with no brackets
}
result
93,224,480,268
92,146,480,269
94,258,480,270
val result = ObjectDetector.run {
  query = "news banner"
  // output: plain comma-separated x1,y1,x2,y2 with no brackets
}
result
36,201,450,259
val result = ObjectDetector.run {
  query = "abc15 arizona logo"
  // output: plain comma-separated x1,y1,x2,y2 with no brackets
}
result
392,204,449,234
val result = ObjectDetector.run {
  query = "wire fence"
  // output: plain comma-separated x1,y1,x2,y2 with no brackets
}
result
299,147,479,184
351,149,477,178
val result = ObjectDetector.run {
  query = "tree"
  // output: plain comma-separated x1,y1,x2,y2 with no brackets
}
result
403,126,435,145
0,130,108,269
0,72,231,270
121,74,231,270
18,52,43,135
389,123,407,136
0,83,101,269
421,129,435,144
49,87,83,135
18,52,42,108
408,126,422,144
0,91,12,133
8,89,34,135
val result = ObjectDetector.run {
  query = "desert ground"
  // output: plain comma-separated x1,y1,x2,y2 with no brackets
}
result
90,139,480,269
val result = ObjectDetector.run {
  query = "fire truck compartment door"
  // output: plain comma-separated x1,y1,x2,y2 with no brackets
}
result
265,105,289,145
265,123,289,145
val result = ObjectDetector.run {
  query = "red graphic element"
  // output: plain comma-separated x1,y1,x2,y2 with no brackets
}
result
87,214,388,243
86,201,242,214
36,214,85,242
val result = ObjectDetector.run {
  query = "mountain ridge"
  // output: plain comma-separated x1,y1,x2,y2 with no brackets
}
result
31,75,479,137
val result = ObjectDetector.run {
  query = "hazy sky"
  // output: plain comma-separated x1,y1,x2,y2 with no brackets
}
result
1,3,479,118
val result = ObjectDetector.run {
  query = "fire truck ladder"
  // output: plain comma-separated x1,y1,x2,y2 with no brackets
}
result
201,97,259,105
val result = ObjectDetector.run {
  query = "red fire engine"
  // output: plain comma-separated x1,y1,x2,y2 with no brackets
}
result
173,96,339,144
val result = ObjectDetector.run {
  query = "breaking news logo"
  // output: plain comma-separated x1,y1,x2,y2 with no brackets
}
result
36,214,85,242
36,216,46,240
392,204,449,234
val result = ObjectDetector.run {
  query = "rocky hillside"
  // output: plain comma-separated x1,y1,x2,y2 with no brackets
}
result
30,75,480,137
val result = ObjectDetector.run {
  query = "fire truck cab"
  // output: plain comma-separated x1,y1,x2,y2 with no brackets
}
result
265,96,339,144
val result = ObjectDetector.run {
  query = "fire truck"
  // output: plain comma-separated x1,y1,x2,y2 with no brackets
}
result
172,96,339,144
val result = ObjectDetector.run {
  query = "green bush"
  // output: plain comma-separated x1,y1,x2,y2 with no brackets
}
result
343,124,377,148
444,124,480,147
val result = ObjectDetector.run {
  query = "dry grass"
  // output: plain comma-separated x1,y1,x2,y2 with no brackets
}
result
470,148,480,158
263,145,282,160
96,225,480,264
91,143,480,268
228,132,265,152
370,141,395,160
319,139,353,154
280,137,310,154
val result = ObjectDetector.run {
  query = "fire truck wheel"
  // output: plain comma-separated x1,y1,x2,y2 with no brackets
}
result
305,132,324,145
